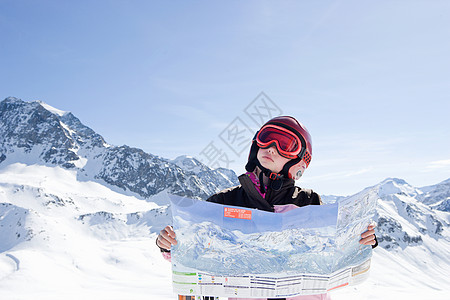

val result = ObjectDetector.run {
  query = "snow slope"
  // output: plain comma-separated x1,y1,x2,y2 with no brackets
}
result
1,163,449,299
0,163,175,300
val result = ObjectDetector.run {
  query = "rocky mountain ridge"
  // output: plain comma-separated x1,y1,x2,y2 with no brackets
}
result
0,97,239,200
349,177,449,251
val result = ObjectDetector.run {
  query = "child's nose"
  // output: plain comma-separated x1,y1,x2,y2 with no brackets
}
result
267,146,277,154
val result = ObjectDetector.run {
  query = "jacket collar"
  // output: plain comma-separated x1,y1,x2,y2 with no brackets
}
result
238,173,295,209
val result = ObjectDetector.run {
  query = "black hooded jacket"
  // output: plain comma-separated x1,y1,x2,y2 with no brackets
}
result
206,173,321,211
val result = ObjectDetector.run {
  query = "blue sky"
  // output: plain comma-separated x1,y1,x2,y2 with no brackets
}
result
1,1,449,195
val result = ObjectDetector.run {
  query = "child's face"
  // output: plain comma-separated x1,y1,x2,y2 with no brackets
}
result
257,146,291,174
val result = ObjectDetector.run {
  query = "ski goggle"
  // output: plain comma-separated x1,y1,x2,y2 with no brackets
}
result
256,124,305,159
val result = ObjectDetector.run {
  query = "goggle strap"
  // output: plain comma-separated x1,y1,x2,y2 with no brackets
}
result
259,170,266,194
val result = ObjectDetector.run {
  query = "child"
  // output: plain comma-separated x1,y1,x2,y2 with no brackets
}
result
156,116,377,300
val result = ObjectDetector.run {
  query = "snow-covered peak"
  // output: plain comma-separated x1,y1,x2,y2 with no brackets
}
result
2,96,22,104
320,194,347,204
170,155,211,174
377,177,420,198
380,177,408,185
0,97,107,169
419,177,450,193
352,176,449,253
36,101,69,117
418,177,450,210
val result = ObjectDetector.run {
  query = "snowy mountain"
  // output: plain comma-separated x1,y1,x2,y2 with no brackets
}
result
357,178,448,251
0,97,449,299
331,177,450,300
418,178,450,211
0,97,238,200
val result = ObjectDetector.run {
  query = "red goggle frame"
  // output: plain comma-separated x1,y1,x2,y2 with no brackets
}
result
256,124,305,159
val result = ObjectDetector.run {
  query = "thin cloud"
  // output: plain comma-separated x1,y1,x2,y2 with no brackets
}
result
426,159,450,170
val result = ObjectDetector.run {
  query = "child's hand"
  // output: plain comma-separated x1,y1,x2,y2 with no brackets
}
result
157,225,178,251
359,223,377,246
